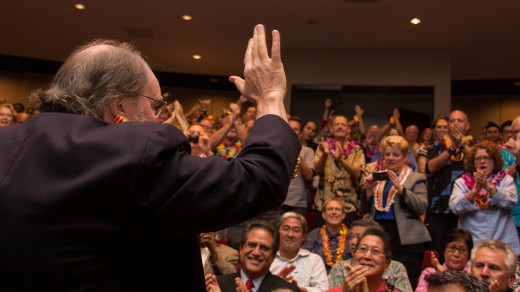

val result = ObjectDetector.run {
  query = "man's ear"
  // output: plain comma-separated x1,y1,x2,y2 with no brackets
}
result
110,98,126,117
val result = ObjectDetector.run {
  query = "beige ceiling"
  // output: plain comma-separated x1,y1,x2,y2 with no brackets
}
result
1,0,519,80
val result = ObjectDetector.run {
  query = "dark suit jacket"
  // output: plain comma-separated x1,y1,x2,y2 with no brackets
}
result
217,272,299,292
0,112,300,291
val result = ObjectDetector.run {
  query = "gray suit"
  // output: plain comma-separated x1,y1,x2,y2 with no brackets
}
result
359,171,431,245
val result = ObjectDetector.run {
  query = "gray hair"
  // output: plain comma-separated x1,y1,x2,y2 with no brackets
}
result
425,270,489,292
29,39,150,119
469,239,517,277
278,212,307,234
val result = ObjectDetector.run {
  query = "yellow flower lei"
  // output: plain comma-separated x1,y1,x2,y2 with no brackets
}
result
321,223,348,267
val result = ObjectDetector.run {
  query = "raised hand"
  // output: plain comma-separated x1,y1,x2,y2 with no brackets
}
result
430,251,444,272
229,25,287,121
277,265,296,279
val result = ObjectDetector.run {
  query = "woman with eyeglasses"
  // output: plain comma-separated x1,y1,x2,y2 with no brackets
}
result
326,228,397,292
415,228,473,292
449,141,520,255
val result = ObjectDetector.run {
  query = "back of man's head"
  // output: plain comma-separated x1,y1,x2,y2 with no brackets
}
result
29,39,150,119
425,270,489,292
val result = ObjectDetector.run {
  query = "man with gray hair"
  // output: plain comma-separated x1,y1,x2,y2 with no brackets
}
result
0,25,300,291
270,212,329,292
469,239,517,292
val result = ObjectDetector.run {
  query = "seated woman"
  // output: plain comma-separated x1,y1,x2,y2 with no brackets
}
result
303,198,351,272
359,135,431,289
329,219,412,292
326,228,397,292
449,140,520,254
415,228,473,292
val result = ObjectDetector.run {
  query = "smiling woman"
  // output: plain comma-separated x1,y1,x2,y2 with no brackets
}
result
326,228,397,292
450,141,520,255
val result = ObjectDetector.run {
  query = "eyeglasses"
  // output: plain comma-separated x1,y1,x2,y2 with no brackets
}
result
446,245,467,254
139,94,168,119
325,207,343,212
280,226,303,234
244,241,273,253
356,246,385,257
475,156,492,162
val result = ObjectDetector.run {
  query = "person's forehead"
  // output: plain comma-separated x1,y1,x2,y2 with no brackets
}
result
359,235,383,248
449,111,467,121
325,200,343,209
436,119,448,126
333,116,347,124
248,228,274,242
247,107,256,112
189,125,205,133
351,226,367,234
487,127,499,131
288,120,301,128
475,247,507,265
282,217,302,229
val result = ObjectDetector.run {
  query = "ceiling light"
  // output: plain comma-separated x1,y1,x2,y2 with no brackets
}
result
410,18,421,25
182,15,192,21
193,55,201,60
75,4,86,10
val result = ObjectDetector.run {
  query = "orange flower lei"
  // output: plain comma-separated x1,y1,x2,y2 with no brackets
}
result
321,223,348,267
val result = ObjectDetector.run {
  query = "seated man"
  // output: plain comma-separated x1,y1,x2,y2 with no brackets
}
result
328,218,412,292
425,270,489,292
469,239,517,292
302,198,351,272
201,232,238,276
270,212,329,292
206,221,299,292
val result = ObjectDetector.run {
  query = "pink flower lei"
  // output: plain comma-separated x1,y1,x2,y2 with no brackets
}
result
327,138,357,160
462,171,507,209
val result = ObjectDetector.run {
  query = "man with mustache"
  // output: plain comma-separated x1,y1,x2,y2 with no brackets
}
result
314,115,365,226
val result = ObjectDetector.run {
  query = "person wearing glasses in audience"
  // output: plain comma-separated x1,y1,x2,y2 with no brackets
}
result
206,220,299,292
302,198,352,273
449,141,520,255
271,212,329,292
329,219,412,292
326,228,397,292
415,228,473,292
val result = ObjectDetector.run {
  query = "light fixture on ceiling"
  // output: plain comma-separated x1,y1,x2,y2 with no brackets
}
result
193,55,201,60
410,18,421,25
182,15,192,21
75,4,86,10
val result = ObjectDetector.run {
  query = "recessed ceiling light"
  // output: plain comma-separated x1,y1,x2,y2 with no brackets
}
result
193,55,201,60
75,4,86,10
410,18,421,25
182,15,192,21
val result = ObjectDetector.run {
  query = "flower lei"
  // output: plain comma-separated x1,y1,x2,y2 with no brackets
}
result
321,224,347,267
373,167,411,212
327,138,357,160
365,144,377,160
462,171,506,209
216,140,241,159
442,135,473,162
383,278,396,292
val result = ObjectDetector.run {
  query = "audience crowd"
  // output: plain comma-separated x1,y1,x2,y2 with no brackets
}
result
2,93,520,292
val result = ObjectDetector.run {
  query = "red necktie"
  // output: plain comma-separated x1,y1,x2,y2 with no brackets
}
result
246,279,254,292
